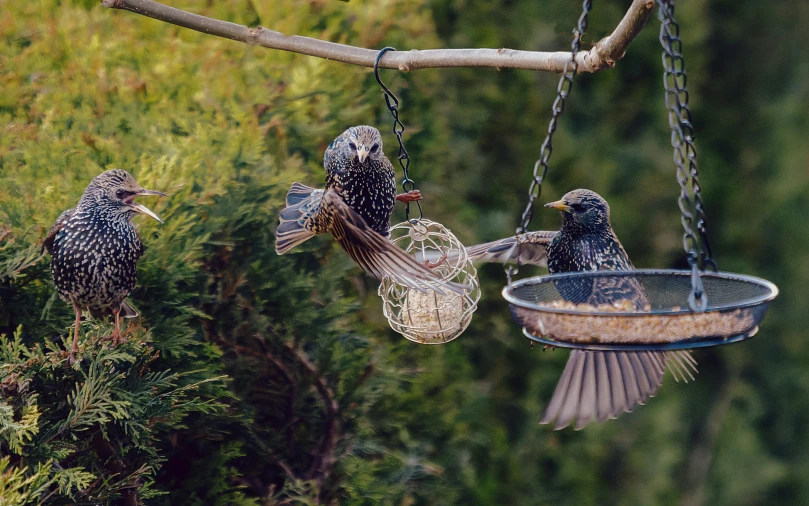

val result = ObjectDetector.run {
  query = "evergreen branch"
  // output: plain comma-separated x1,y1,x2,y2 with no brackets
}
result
90,432,140,506
101,0,654,73
0,401,41,454
153,374,228,399
0,457,56,505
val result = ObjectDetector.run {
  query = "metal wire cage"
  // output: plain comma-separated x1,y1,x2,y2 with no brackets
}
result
379,220,481,344
503,269,778,350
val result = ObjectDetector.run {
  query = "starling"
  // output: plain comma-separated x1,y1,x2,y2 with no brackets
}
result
43,169,166,362
276,125,462,294
465,189,697,429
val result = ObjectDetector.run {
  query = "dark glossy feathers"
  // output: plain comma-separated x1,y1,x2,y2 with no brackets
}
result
47,169,155,317
276,126,466,295
277,186,466,294
463,189,698,429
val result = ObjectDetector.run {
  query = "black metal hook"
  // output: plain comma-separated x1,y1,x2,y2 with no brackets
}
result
374,46,423,223
374,47,399,109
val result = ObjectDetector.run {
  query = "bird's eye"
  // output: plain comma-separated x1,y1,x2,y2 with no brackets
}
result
370,143,379,152
570,203,585,212
348,142,357,151
115,189,125,200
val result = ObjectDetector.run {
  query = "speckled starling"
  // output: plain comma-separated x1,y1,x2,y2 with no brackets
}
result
275,125,462,294
465,189,698,429
43,169,166,362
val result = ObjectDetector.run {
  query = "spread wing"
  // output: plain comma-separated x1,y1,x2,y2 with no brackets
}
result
42,208,75,254
465,231,556,267
322,190,468,295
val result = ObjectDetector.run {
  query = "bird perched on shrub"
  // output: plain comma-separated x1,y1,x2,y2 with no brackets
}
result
276,125,463,294
464,189,697,429
43,169,165,363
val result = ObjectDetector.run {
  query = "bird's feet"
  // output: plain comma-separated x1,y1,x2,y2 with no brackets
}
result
109,328,126,346
423,252,447,270
395,190,422,204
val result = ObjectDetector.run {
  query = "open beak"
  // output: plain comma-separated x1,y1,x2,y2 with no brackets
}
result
357,149,369,163
136,189,167,198
128,188,167,223
544,200,572,213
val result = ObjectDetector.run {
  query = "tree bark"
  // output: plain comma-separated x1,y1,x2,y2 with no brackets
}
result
101,0,655,74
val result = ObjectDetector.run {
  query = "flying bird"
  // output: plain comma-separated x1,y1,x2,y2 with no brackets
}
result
465,189,697,429
43,169,165,363
276,125,463,294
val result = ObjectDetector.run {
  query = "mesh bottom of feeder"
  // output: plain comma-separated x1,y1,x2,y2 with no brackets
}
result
379,220,480,344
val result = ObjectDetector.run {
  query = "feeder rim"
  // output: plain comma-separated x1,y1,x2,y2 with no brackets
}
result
520,326,759,352
502,269,779,317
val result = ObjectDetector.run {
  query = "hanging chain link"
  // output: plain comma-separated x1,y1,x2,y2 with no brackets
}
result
507,0,592,283
658,0,717,311
374,47,423,223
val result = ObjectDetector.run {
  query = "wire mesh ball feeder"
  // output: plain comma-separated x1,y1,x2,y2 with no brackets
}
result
373,48,481,344
379,219,480,344
501,0,778,351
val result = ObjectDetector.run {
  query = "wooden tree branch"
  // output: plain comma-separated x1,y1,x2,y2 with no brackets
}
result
101,0,655,73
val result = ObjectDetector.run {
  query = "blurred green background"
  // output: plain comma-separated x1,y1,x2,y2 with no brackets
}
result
1,0,808,504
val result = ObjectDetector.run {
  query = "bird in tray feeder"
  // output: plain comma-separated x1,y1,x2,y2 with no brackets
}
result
43,169,166,364
464,189,698,429
276,125,465,295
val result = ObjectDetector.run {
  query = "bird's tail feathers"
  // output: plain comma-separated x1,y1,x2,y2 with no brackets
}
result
540,350,665,430
120,299,139,318
285,182,317,207
665,350,699,383
276,184,319,255
275,219,316,255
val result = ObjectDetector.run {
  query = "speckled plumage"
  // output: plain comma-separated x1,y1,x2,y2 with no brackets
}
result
44,169,165,361
463,189,698,429
276,126,466,295
323,125,396,236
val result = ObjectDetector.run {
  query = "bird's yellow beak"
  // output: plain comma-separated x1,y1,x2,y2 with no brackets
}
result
129,188,167,223
136,189,168,198
130,203,163,223
545,200,572,213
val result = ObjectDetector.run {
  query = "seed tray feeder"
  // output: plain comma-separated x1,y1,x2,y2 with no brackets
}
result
501,0,778,351
503,269,777,351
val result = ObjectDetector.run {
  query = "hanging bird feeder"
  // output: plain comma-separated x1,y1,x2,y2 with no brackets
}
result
502,0,778,350
373,48,481,344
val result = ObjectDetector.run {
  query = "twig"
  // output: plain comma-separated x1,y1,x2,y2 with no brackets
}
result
101,0,655,73
281,342,339,487
90,432,140,506
209,333,338,487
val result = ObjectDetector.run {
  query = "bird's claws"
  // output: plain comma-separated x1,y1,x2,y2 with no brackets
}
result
109,328,124,346
423,252,447,270
62,350,77,365
395,190,422,204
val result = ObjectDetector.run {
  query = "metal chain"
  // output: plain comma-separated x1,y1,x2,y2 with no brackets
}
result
374,47,423,223
507,0,592,283
658,0,717,311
